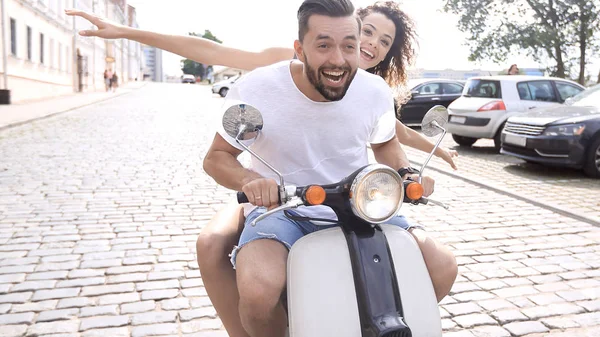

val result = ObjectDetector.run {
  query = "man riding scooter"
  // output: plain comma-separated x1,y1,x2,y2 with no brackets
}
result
202,1,456,336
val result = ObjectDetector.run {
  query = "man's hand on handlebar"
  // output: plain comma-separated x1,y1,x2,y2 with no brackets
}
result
241,178,279,209
408,174,435,197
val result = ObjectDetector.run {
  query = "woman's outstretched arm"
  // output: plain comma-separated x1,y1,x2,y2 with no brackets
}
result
65,9,295,71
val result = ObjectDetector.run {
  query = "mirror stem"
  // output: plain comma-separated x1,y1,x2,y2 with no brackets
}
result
418,124,446,183
235,134,287,202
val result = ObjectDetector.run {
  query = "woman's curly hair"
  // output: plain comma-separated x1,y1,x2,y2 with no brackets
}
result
357,1,417,103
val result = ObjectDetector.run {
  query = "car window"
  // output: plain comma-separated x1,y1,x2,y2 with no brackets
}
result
569,84,600,108
517,81,557,102
555,82,583,101
464,79,501,98
442,83,463,95
417,83,442,95
517,82,532,100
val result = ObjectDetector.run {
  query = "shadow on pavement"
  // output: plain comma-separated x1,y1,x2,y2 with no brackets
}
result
502,161,596,182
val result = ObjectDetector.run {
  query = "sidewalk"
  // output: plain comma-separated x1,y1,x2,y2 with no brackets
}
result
0,81,148,130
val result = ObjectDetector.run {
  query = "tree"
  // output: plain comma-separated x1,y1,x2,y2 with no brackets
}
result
181,30,222,80
443,0,600,84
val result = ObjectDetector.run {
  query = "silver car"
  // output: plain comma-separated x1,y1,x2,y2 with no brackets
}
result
447,75,585,150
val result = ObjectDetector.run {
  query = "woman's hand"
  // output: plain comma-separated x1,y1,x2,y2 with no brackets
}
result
437,148,458,170
65,9,127,39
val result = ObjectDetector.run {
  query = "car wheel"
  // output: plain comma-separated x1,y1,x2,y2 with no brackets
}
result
219,88,229,97
583,136,600,178
493,122,506,151
452,134,477,147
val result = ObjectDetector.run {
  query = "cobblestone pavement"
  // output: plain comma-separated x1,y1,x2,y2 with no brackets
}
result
0,83,599,337
402,131,600,224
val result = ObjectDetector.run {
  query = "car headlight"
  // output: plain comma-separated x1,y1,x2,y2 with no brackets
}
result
349,164,403,224
543,124,585,136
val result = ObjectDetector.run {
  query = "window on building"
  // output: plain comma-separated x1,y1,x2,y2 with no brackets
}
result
66,47,70,73
27,26,32,61
40,33,45,64
10,18,16,56
49,38,54,68
58,42,63,71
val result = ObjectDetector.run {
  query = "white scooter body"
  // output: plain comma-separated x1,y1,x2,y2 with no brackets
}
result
287,225,442,337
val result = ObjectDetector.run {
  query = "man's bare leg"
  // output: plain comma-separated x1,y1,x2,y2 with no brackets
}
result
196,204,249,337
236,239,288,337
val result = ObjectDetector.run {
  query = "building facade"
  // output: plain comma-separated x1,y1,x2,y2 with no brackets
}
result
0,0,143,104
141,45,162,82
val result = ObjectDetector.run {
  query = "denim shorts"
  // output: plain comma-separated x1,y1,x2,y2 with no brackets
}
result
229,207,418,269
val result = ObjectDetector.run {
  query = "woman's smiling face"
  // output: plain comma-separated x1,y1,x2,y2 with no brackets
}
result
358,12,396,70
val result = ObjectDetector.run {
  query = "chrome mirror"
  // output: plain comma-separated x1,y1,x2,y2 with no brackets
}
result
221,103,287,202
421,105,448,137
222,103,263,141
417,105,450,183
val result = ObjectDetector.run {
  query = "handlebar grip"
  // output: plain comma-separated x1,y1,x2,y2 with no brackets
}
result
236,190,284,204
237,192,249,204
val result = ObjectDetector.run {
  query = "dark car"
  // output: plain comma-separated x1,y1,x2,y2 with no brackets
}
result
500,83,600,178
397,79,464,125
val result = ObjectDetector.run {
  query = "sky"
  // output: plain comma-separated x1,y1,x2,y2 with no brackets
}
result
126,0,544,76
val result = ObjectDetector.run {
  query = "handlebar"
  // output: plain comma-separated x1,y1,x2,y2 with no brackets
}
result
237,182,432,206
237,192,249,204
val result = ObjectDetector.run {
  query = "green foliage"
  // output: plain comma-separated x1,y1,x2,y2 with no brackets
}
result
181,30,222,80
443,0,600,83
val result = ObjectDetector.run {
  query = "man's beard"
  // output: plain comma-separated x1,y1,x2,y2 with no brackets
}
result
305,56,357,101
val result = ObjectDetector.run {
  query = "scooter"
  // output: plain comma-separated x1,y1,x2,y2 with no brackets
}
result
221,104,450,337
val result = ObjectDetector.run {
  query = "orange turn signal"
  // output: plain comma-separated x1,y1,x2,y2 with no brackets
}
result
305,186,326,205
406,182,424,200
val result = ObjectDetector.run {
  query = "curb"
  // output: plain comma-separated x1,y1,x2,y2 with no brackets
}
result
0,83,148,132
410,159,600,228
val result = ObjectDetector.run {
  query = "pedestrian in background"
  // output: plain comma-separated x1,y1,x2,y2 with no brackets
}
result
111,72,118,92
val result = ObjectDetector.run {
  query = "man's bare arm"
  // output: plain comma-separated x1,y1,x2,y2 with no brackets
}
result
371,136,435,197
203,133,261,191
371,135,411,171
203,133,279,207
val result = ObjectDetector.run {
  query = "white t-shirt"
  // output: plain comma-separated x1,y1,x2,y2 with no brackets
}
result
217,60,396,220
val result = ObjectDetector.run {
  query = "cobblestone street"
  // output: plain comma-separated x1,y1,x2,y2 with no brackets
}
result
0,83,599,337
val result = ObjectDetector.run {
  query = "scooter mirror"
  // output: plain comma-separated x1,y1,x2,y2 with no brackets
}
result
421,105,449,137
222,103,264,141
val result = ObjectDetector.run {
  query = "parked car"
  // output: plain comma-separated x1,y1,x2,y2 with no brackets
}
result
212,75,240,97
500,83,600,178
397,78,465,125
181,74,195,84
446,75,585,150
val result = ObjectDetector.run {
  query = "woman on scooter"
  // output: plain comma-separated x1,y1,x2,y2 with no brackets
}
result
67,3,459,336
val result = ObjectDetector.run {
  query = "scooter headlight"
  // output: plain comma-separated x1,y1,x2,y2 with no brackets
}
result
349,164,404,224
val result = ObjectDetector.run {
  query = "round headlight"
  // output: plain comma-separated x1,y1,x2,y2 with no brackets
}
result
349,164,404,223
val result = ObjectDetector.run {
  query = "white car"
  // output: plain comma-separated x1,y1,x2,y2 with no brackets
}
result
181,74,195,84
446,75,585,149
211,75,240,97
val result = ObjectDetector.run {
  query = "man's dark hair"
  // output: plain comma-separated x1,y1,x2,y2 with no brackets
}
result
297,0,359,42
